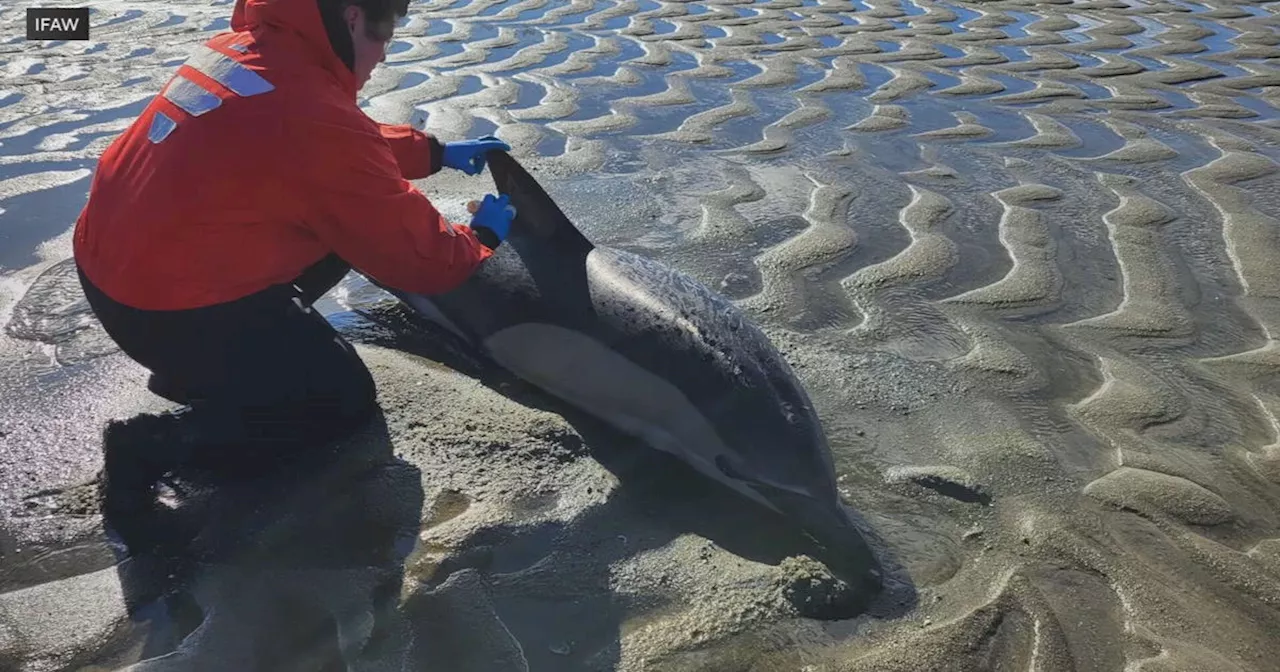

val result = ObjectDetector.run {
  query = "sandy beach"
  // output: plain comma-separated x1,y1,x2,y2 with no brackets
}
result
3,0,1280,669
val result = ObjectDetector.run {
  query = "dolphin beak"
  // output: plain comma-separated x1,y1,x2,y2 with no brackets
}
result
752,482,883,589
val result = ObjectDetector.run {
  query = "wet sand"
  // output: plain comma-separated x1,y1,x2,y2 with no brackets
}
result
3,0,1280,669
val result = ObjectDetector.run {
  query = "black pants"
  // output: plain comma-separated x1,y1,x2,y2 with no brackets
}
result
78,254,377,467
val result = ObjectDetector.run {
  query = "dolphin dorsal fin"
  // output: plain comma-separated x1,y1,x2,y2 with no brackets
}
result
486,150,595,257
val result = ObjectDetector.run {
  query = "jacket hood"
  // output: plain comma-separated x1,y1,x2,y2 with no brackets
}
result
230,0,359,98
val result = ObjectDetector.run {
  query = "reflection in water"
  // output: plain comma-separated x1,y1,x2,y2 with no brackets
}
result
102,413,424,670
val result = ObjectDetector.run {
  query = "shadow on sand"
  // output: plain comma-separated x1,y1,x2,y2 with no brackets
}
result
345,302,919,668
94,301,915,671
100,412,423,671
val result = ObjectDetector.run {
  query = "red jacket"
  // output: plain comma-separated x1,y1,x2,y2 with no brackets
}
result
73,0,492,311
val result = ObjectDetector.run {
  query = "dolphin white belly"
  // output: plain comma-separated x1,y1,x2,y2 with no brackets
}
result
481,322,780,513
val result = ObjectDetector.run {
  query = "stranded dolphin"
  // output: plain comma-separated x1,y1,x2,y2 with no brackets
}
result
380,151,881,586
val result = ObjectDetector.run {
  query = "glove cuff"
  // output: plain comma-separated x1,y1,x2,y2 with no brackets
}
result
472,225,503,249
428,135,445,176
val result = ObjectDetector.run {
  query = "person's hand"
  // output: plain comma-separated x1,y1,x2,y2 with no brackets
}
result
467,194,516,247
442,136,511,176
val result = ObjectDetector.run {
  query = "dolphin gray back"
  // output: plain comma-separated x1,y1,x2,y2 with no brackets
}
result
397,151,841,501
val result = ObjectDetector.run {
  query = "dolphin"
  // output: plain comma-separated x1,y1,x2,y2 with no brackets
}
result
379,151,881,584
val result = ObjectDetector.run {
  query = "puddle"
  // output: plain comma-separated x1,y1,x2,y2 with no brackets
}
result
204,17,230,31
923,69,962,89
397,72,431,90
466,23,501,42
875,40,901,53
970,106,1038,143
387,40,414,55
1065,52,1103,67
0,161,97,271
1192,19,1238,54
562,37,646,79
559,84,617,122
762,33,785,45
937,2,982,33
935,44,965,59
536,127,568,156
858,62,896,92
493,30,595,75
1125,54,1169,71
704,25,727,37
452,75,487,97
716,59,765,85
1068,79,1113,101
715,89,805,148
0,98,151,157
1126,16,1167,49
1194,59,1252,79
899,0,927,16
428,39,468,60
423,20,454,37
1230,94,1279,120
152,13,186,29
1157,88,1197,111
805,88,875,129
1054,116,1128,158
1001,10,1040,38
557,54,702,122
983,72,1038,97
624,59,778,138
479,0,517,17
544,0,610,27
819,35,842,48
653,19,677,35
1170,0,1211,12
469,117,500,137
897,96,964,135
511,78,547,109
1063,13,1104,43
992,44,1032,63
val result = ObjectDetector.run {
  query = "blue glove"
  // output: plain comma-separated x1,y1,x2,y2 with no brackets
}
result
470,193,516,246
442,136,512,176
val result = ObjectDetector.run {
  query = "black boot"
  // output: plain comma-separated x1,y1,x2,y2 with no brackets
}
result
99,413,206,617
98,412,204,551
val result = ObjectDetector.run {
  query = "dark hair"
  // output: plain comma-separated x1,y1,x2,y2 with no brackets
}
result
316,0,409,72
343,0,409,26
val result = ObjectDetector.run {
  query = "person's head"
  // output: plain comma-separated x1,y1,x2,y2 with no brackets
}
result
317,0,409,88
